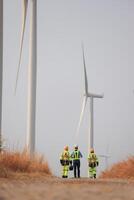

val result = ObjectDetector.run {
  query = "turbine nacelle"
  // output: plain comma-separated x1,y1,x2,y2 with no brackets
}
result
84,93,104,98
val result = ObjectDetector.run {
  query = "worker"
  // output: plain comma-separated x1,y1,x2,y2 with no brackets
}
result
71,145,83,178
60,146,72,178
88,148,99,178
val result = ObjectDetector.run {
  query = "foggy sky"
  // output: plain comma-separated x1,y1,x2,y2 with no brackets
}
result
2,0,134,176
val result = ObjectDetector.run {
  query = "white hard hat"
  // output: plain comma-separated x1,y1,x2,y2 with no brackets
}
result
74,144,78,149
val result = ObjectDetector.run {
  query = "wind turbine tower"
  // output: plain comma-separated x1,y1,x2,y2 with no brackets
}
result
15,0,37,157
27,0,37,156
0,0,3,151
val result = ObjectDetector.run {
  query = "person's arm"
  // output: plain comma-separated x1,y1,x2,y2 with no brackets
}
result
60,153,63,160
96,155,99,166
60,153,64,165
71,152,74,159
79,151,83,158
88,154,91,162
69,153,72,164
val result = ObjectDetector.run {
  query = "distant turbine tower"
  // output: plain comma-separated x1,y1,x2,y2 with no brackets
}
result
76,45,104,149
0,0,3,151
100,145,111,169
98,154,110,169
15,0,37,157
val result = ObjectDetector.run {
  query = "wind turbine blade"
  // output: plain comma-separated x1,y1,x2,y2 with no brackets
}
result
98,155,110,158
14,0,28,94
75,96,87,138
82,44,88,95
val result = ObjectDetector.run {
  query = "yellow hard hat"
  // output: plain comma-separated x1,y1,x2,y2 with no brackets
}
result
64,146,69,151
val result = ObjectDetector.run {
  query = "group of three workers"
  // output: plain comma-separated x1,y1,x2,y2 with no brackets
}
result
60,145,99,178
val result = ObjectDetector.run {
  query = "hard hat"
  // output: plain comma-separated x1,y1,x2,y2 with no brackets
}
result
90,148,94,153
64,146,69,151
74,144,78,150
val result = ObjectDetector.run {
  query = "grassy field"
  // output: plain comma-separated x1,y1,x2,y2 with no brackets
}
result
0,151,134,180
0,150,52,178
0,153,134,199
100,156,134,179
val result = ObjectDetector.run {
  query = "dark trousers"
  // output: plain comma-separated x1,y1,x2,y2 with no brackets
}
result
73,160,80,178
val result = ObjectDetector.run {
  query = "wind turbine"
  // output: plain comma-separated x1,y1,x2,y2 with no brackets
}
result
15,0,37,157
98,155,110,169
99,145,111,169
76,45,104,150
0,0,3,152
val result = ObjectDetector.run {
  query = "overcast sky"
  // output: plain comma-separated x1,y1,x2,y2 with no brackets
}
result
2,0,134,176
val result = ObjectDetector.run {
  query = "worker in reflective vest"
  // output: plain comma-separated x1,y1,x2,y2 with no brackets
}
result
60,146,72,178
71,145,83,178
88,148,99,178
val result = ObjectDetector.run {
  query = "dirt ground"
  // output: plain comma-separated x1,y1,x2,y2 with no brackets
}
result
0,176,134,200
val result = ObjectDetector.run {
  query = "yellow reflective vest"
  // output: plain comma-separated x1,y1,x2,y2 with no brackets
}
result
60,150,71,161
88,153,98,163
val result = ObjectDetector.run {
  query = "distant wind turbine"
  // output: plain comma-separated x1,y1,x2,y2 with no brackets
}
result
15,0,37,157
98,145,111,169
98,154,110,169
76,45,104,149
0,0,3,151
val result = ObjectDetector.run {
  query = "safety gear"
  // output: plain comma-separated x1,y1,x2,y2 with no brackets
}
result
60,150,70,161
89,166,97,178
71,149,83,178
60,159,69,166
88,162,97,168
69,165,73,171
88,153,98,166
74,144,78,150
74,151,79,160
64,146,69,151
60,148,71,178
62,165,69,178
60,159,64,166
70,160,72,165
71,150,83,161
88,151,99,179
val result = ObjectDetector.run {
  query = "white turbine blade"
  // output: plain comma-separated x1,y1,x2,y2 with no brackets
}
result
82,44,88,95
98,155,110,158
14,0,28,94
76,96,87,138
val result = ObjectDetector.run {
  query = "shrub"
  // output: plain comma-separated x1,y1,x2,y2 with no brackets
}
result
0,150,51,177
100,156,134,179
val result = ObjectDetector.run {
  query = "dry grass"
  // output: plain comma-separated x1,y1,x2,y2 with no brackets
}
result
100,156,134,179
0,150,52,178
